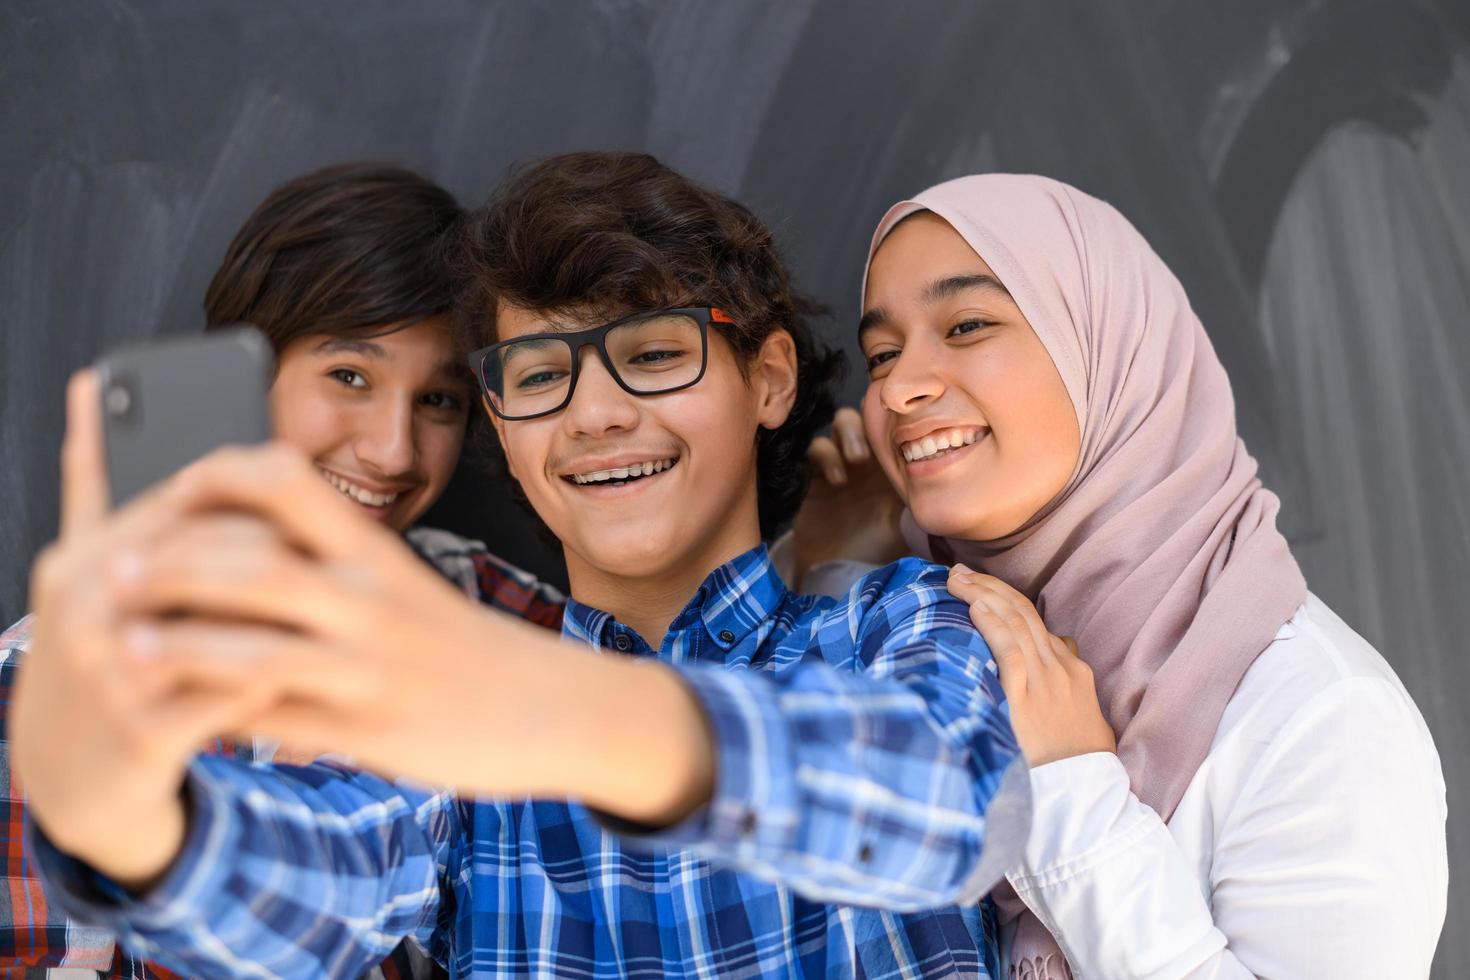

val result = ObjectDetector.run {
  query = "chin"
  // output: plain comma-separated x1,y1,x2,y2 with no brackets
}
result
576,528,680,576
908,496,996,542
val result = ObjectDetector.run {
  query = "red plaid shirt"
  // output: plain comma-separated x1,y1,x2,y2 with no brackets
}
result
0,527,563,978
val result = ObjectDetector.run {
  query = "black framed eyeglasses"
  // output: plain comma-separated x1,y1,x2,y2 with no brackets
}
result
468,306,736,421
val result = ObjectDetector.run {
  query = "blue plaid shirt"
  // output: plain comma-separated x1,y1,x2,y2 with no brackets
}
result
30,546,1029,979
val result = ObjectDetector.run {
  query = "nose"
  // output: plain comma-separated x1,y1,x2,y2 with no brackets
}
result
877,348,946,415
561,345,640,438
354,393,418,478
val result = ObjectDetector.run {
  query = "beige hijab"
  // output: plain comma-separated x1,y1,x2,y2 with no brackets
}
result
865,175,1306,979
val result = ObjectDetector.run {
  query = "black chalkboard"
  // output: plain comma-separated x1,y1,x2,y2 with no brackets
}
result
3,2,1467,973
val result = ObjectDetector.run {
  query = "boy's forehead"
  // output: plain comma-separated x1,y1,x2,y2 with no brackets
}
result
496,302,597,338
494,300,642,339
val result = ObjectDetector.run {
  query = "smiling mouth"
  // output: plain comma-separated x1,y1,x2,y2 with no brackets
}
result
318,467,403,508
564,456,679,488
900,427,987,464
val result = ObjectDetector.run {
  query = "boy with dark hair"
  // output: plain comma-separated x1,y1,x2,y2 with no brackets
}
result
1,163,563,978
13,153,1029,978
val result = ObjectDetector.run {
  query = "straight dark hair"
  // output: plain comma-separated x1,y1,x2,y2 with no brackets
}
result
450,151,842,539
204,163,463,350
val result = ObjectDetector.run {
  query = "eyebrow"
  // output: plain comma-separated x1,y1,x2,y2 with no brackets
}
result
858,273,1013,336
500,336,566,354
314,337,387,359
924,273,1011,304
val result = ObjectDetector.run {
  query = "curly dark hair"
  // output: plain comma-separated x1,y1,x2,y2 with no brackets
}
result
450,151,843,539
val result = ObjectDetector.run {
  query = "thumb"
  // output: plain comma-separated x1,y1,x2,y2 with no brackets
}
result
60,370,110,537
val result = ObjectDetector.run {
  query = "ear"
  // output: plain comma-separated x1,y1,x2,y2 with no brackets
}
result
484,394,518,481
752,329,798,431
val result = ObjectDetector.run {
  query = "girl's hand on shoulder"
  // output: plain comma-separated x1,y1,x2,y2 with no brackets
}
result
946,564,1116,767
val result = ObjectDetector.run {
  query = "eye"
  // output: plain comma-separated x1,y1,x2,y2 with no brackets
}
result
864,349,899,373
329,368,367,388
630,347,689,366
420,390,464,412
949,319,993,338
516,369,568,391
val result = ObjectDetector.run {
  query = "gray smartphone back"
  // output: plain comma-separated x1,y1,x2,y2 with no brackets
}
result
96,326,274,505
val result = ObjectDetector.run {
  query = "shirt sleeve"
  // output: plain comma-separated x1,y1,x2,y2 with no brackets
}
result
26,755,461,980
611,560,1031,912
1006,678,1448,979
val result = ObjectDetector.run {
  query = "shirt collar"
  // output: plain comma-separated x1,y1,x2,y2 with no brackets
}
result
561,544,789,656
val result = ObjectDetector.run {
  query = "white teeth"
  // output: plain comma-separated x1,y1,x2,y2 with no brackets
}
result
899,428,983,464
318,468,400,507
570,457,676,485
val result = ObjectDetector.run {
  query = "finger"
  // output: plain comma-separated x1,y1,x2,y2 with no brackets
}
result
967,589,1053,690
1060,636,1080,658
61,371,110,536
31,487,201,648
964,600,1030,699
967,574,1060,671
948,563,979,589
170,443,392,562
125,619,376,708
113,539,373,639
832,407,869,462
127,512,282,561
806,436,847,486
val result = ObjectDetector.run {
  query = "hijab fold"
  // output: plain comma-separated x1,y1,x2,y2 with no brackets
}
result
866,175,1305,978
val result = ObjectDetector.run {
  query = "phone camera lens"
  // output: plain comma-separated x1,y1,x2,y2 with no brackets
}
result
105,383,132,418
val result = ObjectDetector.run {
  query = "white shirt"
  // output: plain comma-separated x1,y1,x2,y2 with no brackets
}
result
1003,593,1448,978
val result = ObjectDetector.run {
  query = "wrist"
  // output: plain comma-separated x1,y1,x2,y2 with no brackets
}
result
562,654,715,826
51,789,189,894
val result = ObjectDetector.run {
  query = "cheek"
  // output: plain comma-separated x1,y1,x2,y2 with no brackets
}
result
980,345,1081,494
418,424,466,490
686,379,760,461
269,381,350,460
500,424,556,498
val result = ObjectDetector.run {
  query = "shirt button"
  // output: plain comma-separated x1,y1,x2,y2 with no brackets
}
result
718,629,736,644
612,634,632,652
858,843,874,863
740,811,758,835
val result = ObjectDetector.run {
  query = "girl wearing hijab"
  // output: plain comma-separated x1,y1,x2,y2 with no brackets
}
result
795,174,1448,977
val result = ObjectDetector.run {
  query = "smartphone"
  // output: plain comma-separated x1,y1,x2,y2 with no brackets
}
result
95,326,274,505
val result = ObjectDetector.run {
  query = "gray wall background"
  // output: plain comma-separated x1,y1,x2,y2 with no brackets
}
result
2,0,1466,973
